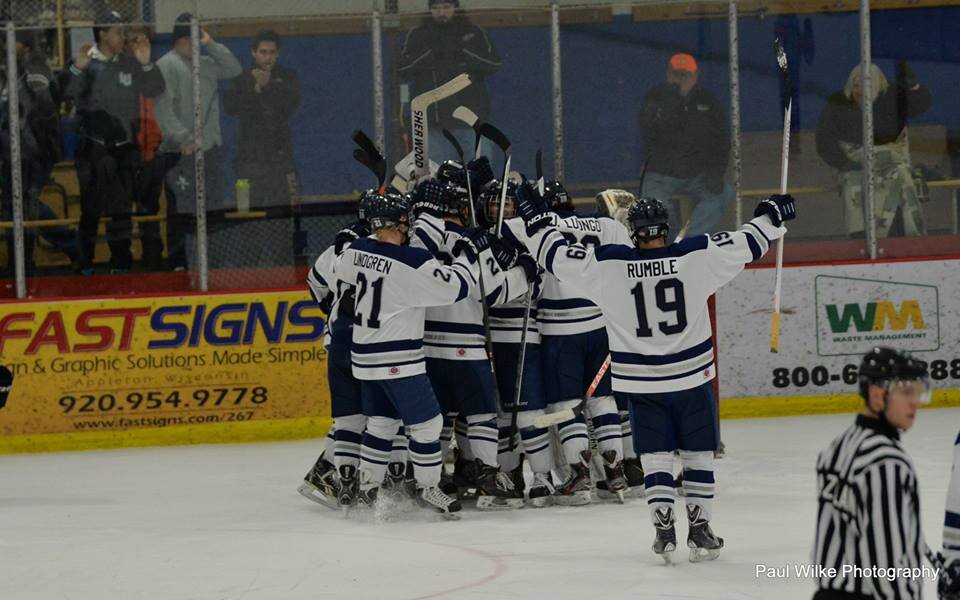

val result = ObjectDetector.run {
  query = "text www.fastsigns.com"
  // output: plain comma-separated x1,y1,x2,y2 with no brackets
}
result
72,411,256,430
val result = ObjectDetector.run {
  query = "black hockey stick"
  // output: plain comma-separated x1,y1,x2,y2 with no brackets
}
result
352,129,387,192
477,123,513,236
442,128,465,164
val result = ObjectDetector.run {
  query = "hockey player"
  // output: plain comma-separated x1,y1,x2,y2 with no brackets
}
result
513,183,796,562
334,189,484,516
481,180,556,506
409,168,529,510
510,180,633,506
812,347,930,599
940,429,960,599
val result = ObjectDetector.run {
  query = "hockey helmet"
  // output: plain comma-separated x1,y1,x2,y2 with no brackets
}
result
365,189,411,232
627,197,670,245
858,346,930,404
478,179,519,228
543,180,572,210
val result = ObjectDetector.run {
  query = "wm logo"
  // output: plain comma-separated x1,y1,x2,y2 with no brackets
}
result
825,300,925,333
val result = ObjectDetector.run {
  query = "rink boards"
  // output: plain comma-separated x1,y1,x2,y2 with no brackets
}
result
1,256,957,453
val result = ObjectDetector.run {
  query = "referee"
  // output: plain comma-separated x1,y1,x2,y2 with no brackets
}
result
812,346,931,599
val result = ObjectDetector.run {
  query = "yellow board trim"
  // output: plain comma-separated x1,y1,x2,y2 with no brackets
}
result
720,389,960,420
0,416,333,454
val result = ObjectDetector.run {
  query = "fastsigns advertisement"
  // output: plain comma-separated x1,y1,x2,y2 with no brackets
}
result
0,290,330,450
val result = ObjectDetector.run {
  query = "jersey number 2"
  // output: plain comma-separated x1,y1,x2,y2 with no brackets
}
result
354,273,384,328
631,278,687,337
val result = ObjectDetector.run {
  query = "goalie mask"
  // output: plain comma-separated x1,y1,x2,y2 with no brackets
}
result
596,189,636,227
627,197,669,245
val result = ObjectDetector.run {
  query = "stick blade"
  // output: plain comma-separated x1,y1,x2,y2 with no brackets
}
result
478,123,511,154
769,310,781,353
774,36,793,102
442,128,464,163
452,105,479,128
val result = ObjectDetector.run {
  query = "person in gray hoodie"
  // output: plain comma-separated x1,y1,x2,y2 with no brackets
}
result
154,12,241,270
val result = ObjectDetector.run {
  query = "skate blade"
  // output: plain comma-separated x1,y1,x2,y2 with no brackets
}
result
656,544,677,565
688,547,721,562
297,481,339,510
476,496,525,511
437,511,462,521
552,490,592,506
527,495,552,508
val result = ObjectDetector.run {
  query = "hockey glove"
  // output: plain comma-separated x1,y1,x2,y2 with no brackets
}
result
411,179,450,218
515,253,540,284
941,557,960,600
489,236,518,271
334,221,371,255
467,157,495,188
753,193,796,227
0,365,12,409
515,181,553,236
452,228,491,264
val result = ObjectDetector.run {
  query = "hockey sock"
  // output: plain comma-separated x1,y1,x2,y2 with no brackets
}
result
440,413,456,457
333,414,365,470
497,416,521,473
358,429,395,489
641,452,677,525
552,400,588,465
467,413,499,467
455,415,474,461
390,427,409,465
620,410,637,460
586,395,622,461
679,450,716,521
320,427,336,463
407,414,443,488
518,410,554,474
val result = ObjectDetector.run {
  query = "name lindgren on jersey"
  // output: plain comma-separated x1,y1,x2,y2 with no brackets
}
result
525,214,784,393
946,430,960,562
335,236,476,380
413,214,529,359
505,212,632,337
490,218,541,345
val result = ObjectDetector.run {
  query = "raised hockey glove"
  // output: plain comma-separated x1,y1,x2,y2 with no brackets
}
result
411,179,451,218
515,181,553,236
334,221,371,255
753,193,796,227
515,253,540,284
467,157,495,188
452,228,491,264
488,236,518,271
941,557,960,600
0,365,12,409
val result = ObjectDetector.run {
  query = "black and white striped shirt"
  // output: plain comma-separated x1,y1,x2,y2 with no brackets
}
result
812,415,924,599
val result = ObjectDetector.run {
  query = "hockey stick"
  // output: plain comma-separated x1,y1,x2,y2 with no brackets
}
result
352,129,387,192
478,123,512,235
441,128,464,164
533,355,610,429
770,37,792,353
452,105,482,159
411,73,472,182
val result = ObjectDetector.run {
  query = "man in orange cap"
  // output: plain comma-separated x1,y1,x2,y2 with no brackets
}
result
638,53,732,239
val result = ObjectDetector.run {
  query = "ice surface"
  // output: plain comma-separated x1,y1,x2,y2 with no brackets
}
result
1,409,955,599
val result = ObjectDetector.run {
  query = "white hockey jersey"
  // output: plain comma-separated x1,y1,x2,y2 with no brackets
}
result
490,217,540,345
335,235,477,380
505,211,632,337
946,430,960,562
523,214,784,393
307,244,353,349
413,214,528,360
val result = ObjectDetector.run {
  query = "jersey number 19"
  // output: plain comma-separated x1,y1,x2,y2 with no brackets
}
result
631,278,687,337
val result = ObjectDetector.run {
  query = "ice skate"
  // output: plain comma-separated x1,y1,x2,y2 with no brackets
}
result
622,457,645,489
509,462,526,496
652,507,677,565
418,486,462,520
475,460,525,510
686,505,723,562
337,465,359,509
452,457,478,498
527,471,554,508
297,458,339,510
553,451,593,506
382,462,416,502
599,450,629,503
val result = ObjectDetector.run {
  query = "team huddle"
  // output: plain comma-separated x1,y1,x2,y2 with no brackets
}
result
295,140,798,562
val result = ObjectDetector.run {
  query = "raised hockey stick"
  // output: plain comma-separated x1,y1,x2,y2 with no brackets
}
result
411,73,472,182
478,123,513,235
452,105,482,159
770,37,792,354
352,129,387,192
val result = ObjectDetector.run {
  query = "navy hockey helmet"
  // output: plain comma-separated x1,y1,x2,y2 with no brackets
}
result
365,190,411,232
542,180,572,210
434,161,472,217
478,179,519,228
858,346,930,404
627,197,670,245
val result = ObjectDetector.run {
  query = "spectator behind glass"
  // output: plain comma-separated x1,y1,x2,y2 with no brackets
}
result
399,0,501,164
59,10,165,275
154,12,241,271
124,25,165,271
638,53,733,239
816,62,932,239
1,30,78,277
223,29,301,209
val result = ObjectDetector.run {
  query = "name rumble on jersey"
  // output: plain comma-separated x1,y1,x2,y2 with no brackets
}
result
353,252,394,274
627,258,679,279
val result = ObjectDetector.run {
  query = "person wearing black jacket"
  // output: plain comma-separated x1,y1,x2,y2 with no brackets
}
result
639,54,732,239
59,11,165,274
1,31,78,275
815,62,932,239
399,0,501,163
223,29,300,209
